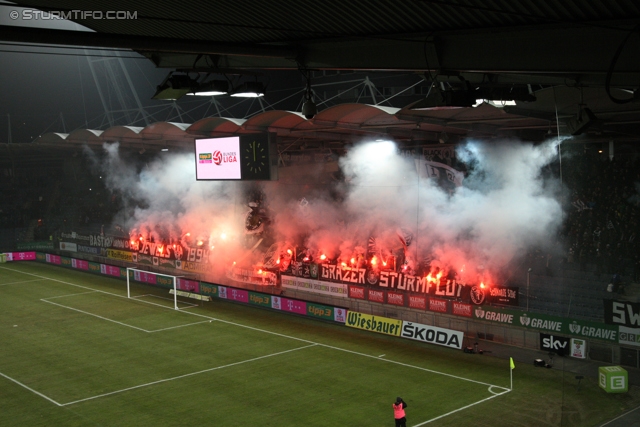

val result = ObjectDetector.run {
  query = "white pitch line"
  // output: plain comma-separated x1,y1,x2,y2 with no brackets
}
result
317,341,508,390
44,291,99,300
599,404,640,426
411,388,511,426
147,320,213,333
0,370,62,407
6,266,507,389
40,299,151,333
0,278,47,286
42,298,210,333
2,265,511,419
61,343,318,406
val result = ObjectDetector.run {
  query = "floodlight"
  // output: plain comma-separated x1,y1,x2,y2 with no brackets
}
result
186,80,229,96
302,99,317,119
566,107,597,135
152,74,196,100
230,82,265,97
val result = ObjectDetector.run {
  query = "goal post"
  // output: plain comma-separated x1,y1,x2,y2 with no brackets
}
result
126,267,181,310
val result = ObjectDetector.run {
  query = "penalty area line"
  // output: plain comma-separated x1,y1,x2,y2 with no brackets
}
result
147,320,213,333
40,299,151,333
0,278,47,286
412,388,511,426
61,343,318,406
0,370,62,407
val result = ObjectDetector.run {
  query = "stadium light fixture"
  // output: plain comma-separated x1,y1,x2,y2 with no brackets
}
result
152,73,196,100
566,106,597,135
230,81,265,98
186,80,229,96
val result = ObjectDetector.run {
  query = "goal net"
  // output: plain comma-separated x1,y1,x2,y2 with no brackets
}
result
126,267,181,310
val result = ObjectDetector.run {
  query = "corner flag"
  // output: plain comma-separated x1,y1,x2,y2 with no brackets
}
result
510,357,515,370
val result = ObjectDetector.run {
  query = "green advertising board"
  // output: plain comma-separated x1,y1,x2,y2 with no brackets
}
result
200,283,218,298
472,305,618,342
36,252,46,261
17,241,54,250
307,303,334,321
248,292,271,307
61,257,72,267
156,275,174,289
88,262,101,273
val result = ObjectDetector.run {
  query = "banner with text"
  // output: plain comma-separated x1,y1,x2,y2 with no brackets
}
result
473,305,618,342
345,311,402,336
604,300,640,328
401,321,463,349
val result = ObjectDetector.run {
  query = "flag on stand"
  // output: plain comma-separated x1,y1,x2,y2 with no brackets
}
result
510,357,515,370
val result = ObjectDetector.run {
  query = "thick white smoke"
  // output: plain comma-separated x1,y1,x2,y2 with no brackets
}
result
92,138,563,285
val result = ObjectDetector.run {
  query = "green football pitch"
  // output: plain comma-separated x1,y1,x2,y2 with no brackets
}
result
1,262,639,427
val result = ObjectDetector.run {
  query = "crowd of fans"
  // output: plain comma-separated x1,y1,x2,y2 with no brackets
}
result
560,148,640,283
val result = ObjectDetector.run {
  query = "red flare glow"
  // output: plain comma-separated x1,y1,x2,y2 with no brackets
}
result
258,269,263,274
158,246,163,254
320,254,326,260
185,233,190,237
287,249,293,255
341,262,347,267
197,240,203,246
350,257,355,264
276,258,280,264
303,256,309,261
480,282,485,289
371,256,377,265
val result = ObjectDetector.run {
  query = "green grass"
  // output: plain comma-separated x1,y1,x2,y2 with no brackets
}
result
0,262,639,426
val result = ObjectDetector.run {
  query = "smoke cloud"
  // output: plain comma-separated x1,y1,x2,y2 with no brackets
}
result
91,138,564,286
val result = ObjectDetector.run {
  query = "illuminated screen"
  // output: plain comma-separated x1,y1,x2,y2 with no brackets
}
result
195,137,242,180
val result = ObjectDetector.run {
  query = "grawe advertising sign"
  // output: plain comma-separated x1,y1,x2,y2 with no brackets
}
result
473,306,618,342
618,326,640,347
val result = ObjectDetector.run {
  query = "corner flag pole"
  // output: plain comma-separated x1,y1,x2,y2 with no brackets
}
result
510,357,515,390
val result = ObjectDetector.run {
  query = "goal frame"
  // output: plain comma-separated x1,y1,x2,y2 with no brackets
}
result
126,267,182,310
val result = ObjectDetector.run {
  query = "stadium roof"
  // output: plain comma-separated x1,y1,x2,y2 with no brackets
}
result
4,0,640,149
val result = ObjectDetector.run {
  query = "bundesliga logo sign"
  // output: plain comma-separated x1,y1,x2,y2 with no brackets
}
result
212,150,238,165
